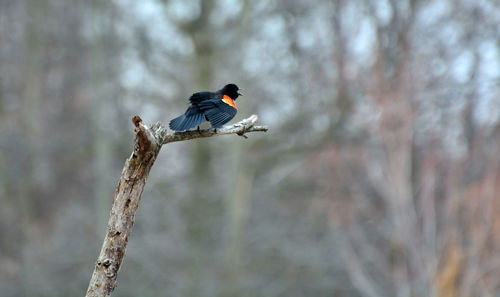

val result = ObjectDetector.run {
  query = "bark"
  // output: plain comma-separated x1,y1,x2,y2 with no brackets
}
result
85,114,267,297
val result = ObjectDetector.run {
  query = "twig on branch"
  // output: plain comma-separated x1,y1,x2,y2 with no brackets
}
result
85,114,267,297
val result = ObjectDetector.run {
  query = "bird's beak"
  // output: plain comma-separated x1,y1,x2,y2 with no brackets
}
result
238,89,243,96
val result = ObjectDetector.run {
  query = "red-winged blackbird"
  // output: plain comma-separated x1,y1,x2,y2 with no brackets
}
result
169,83,242,131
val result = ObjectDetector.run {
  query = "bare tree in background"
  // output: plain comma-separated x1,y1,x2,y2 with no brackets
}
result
1,0,500,296
310,1,500,297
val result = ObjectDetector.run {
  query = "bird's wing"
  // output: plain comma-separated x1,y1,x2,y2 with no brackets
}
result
169,107,205,131
198,99,238,128
189,92,217,105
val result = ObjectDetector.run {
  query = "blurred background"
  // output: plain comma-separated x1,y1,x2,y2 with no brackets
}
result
1,0,500,296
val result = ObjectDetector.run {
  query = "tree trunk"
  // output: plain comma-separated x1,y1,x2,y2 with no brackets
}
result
85,116,164,297
85,115,266,297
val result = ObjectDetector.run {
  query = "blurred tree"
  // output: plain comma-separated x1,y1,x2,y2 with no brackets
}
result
1,0,500,296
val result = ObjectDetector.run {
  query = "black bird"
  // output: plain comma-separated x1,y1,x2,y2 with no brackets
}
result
169,83,242,131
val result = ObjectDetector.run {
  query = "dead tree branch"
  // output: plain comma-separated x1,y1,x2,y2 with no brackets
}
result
163,114,267,143
85,114,267,297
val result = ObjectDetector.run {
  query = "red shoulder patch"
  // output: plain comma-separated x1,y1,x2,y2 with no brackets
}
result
222,95,238,110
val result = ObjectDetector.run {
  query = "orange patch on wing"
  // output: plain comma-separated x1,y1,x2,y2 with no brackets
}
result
222,95,238,110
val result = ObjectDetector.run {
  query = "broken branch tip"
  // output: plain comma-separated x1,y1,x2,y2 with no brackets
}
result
132,116,142,127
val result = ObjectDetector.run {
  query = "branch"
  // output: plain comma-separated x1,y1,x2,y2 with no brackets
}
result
85,114,267,297
163,114,268,143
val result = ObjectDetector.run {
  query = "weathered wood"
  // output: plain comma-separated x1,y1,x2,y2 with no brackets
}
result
85,116,164,297
85,115,267,297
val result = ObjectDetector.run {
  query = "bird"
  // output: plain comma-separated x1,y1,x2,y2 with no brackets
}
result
169,83,242,131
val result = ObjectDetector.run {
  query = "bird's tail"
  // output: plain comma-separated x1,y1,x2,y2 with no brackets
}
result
169,107,205,131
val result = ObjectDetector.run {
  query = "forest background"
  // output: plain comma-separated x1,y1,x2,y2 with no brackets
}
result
1,0,500,296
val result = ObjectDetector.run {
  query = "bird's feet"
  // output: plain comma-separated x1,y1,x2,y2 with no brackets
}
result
197,126,201,133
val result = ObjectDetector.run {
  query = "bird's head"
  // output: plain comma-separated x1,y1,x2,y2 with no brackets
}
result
220,83,242,100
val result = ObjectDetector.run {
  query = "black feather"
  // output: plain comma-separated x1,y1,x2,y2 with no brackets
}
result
169,83,241,131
